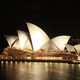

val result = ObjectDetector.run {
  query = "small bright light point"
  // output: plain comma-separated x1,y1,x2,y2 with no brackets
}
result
1,61,4,63
24,62,27,64
20,62,22,63
10,61,13,64
6,61,8,63
15,61,17,63
50,62,52,65
27,57,31,59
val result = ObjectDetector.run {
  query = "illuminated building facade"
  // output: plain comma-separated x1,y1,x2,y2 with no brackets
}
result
0,22,79,61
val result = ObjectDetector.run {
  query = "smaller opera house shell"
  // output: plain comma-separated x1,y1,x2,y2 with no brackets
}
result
1,22,78,60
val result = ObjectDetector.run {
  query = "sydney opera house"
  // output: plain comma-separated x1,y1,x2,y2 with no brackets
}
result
0,22,80,61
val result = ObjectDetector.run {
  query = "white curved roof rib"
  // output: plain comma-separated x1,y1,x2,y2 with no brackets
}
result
65,44,76,53
74,44,80,54
27,22,50,52
51,35,71,51
17,30,32,50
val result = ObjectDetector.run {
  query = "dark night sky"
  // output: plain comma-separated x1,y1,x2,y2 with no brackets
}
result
0,1,80,53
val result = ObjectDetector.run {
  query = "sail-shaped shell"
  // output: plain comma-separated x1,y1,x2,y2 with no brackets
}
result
51,35,71,51
41,40,60,51
5,35,17,47
5,35,20,49
65,44,76,52
74,44,80,54
27,22,50,52
17,30,32,50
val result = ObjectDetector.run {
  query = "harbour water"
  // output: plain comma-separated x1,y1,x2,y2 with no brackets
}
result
0,62,80,80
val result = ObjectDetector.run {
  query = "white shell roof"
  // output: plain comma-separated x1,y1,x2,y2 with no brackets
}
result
5,35,20,49
41,40,60,51
17,30,32,50
27,22,50,52
65,44,76,52
51,35,71,51
74,44,80,54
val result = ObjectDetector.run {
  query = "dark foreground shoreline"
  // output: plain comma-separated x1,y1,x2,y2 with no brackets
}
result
0,59,80,64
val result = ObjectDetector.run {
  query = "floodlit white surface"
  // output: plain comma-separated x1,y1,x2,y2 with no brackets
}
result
51,35,71,51
5,35,18,47
74,44,80,54
12,39,21,49
24,39,32,50
41,41,51,50
65,44,76,52
5,35,20,49
17,30,32,50
78,56,80,60
27,22,50,51
42,40,60,51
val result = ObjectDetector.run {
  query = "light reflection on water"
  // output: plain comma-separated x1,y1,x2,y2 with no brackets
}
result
0,62,80,80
